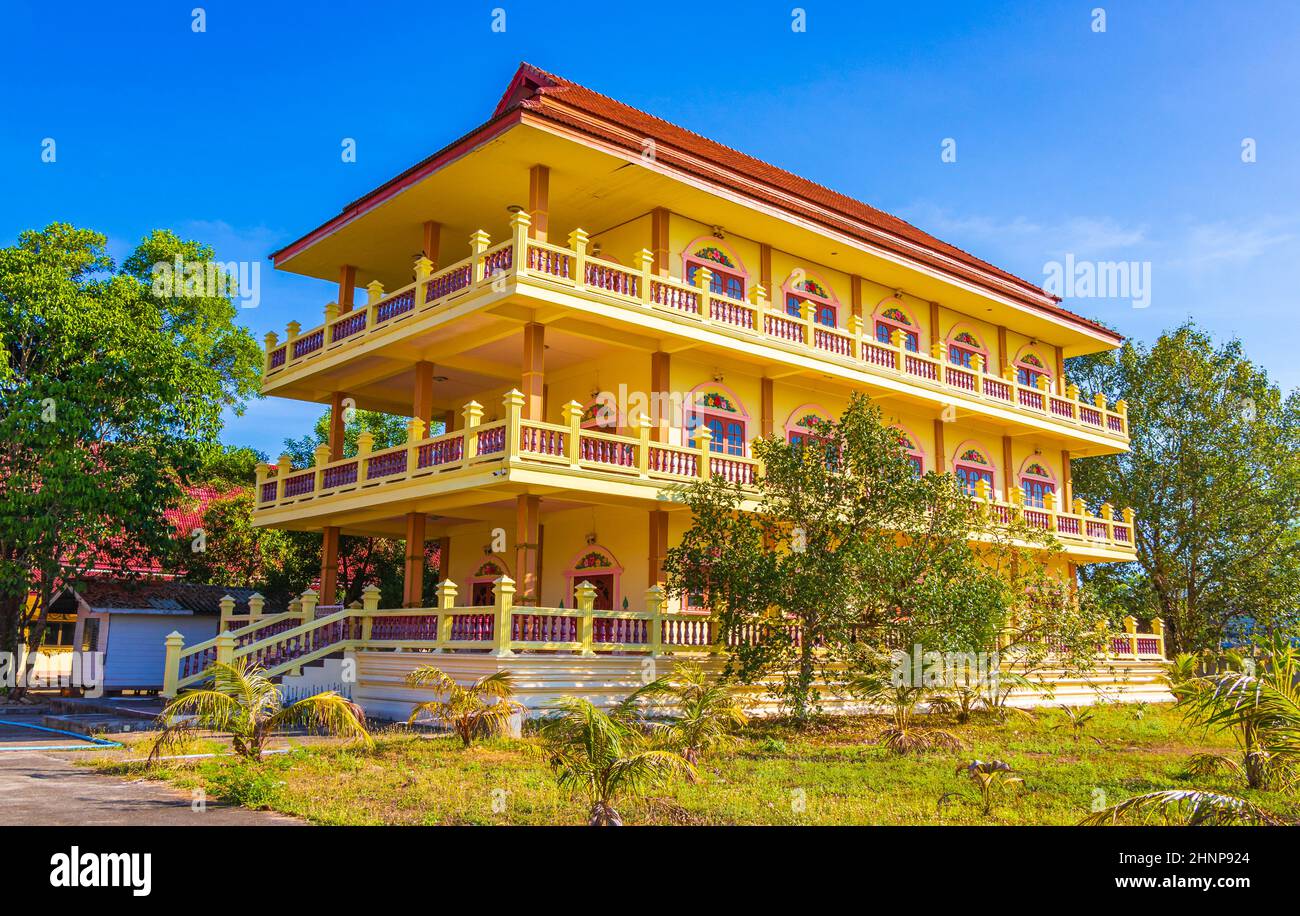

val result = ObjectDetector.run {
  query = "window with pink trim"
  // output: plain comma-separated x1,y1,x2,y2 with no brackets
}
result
686,388,747,457
897,429,925,476
953,446,995,495
468,558,508,607
684,244,746,301
786,407,835,462
1019,460,1056,508
566,546,622,612
580,398,620,432
874,304,920,352
948,330,986,369
783,274,837,327
1014,350,1051,389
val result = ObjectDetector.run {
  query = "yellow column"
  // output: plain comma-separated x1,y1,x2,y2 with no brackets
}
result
697,427,713,480
576,580,597,657
645,585,665,657
436,579,458,649
161,631,184,698
492,576,516,657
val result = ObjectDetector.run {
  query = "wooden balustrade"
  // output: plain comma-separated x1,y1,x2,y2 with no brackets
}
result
263,224,1128,441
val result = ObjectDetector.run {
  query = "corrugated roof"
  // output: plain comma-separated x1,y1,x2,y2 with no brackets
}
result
66,581,280,616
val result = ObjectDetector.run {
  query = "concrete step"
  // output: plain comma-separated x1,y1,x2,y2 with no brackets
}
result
40,712,157,736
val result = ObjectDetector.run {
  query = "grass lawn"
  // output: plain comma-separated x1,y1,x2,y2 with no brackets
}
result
87,703,1300,826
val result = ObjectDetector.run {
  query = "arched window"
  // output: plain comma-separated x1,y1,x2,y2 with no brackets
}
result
952,441,996,495
565,545,623,612
873,299,920,352
895,426,926,476
784,404,833,447
580,397,622,433
468,557,509,607
1018,458,1057,508
682,238,748,302
947,327,988,369
1014,347,1052,389
782,272,838,327
684,383,750,457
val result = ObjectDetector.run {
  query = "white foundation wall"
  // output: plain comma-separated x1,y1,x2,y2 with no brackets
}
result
352,650,1173,722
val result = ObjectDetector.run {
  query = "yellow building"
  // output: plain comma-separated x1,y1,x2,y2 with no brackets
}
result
163,65,1166,710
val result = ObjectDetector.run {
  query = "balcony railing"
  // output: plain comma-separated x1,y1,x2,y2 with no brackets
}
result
262,214,1129,442
255,390,1137,556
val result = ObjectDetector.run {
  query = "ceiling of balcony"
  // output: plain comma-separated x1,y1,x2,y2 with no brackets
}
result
273,122,1118,357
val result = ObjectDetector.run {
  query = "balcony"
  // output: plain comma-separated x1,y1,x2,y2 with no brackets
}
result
254,391,1138,562
262,215,1129,446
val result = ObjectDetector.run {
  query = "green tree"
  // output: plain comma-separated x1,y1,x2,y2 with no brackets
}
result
1067,322,1300,653
663,394,1053,724
0,225,260,688
194,443,267,487
282,408,409,466
183,491,316,605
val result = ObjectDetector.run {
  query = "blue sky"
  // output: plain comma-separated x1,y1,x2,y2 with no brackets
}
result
3,0,1297,457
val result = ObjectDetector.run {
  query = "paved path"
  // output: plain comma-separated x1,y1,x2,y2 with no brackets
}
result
0,740,302,826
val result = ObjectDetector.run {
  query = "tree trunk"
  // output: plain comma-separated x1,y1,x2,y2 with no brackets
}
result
589,801,622,826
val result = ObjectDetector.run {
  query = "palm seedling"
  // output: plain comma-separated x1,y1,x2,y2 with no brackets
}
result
848,672,961,755
536,696,694,825
1051,705,1102,745
150,659,372,763
629,662,748,778
938,759,1024,817
1176,634,1300,791
1080,789,1282,826
405,666,524,747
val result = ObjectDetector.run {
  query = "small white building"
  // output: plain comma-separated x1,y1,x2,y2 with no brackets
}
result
56,582,283,694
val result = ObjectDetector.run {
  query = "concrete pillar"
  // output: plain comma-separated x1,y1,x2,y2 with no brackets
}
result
651,208,670,277
528,164,549,242
320,526,340,604
650,351,670,442
413,360,434,427
761,377,774,438
522,322,544,421
328,392,348,461
403,513,427,608
422,221,441,269
337,264,356,313
649,510,669,587
514,495,540,606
